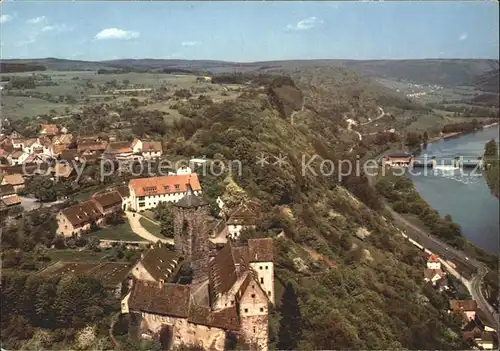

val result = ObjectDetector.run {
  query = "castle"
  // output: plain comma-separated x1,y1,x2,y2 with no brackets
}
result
122,183,274,350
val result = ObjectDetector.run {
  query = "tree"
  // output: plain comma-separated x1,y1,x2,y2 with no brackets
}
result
277,283,302,350
154,202,175,238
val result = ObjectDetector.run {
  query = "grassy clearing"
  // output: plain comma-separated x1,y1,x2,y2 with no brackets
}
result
92,222,144,241
139,217,161,237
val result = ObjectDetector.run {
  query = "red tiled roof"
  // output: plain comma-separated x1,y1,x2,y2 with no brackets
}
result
424,268,444,280
93,191,123,209
210,242,238,297
128,280,190,318
129,173,201,197
40,124,59,135
142,141,162,153
227,200,261,225
2,173,24,186
61,199,103,227
106,141,133,154
428,254,440,262
248,238,274,262
188,305,240,331
450,300,477,312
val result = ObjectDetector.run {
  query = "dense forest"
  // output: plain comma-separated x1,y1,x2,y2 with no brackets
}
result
0,62,47,73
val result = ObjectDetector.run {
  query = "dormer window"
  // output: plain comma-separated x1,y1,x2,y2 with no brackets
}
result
174,184,180,191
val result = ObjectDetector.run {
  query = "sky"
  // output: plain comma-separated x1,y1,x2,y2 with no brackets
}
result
1,1,499,62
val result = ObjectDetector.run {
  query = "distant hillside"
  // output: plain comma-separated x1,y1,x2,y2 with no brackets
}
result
337,59,499,87
2,58,498,87
0,62,47,73
470,68,499,93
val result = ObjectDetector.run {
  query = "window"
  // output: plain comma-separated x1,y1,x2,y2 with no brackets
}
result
268,291,271,296
259,266,263,270
253,327,256,333
174,184,180,191
251,294,255,298
260,308,264,312
265,266,268,269
231,301,234,305
260,277,264,284
244,308,248,313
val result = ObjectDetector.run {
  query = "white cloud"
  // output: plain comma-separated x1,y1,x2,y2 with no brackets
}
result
42,24,71,33
94,28,140,40
27,16,47,24
458,33,468,41
286,16,324,31
181,41,201,47
0,14,12,23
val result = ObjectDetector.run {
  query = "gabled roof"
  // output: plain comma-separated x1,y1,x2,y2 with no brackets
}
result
450,300,477,312
40,124,59,135
52,134,73,145
424,268,444,280
129,173,201,197
248,238,274,262
142,141,162,153
106,141,133,154
188,304,240,331
93,191,122,209
209,242,238,296
176,184,207,209
0,184,15,196
2,194,21,206
387,153,412,158
139,244,180,282
2,173,24,186
61,199,103,227
128,280,190,318
227,200,261,225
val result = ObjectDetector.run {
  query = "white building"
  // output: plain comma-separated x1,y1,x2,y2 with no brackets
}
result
427,254,441,270
127,173,202,211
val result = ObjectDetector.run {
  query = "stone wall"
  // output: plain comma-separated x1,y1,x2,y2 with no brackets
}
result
250,262,275,305
138,312,226,350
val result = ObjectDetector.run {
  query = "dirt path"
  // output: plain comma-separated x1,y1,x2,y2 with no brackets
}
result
125,211,172,244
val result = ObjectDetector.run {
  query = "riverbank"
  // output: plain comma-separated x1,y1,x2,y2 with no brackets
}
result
426,121,499,144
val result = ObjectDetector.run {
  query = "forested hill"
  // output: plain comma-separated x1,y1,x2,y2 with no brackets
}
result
2,58,498,87
163,71,468,349
470,69,500,93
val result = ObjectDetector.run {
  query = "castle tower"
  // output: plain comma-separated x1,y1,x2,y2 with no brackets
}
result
174,181,210,283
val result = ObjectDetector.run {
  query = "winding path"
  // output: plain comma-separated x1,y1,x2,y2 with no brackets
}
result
125,211,172,244
347,106,385,153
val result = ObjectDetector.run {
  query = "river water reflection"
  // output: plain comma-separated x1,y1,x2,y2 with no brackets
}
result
408,126,499,253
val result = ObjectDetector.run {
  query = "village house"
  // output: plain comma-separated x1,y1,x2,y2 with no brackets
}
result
461,315,498,350
0,184,22,209
8,150,28,165
424,268,445,285
427,254,441,269
11,138,25,150
1,173,25,192
131,138,143,154
56,188,126,236
449,300,478,323
23,138,43,154
39,124,59,137
56,200,105,237
104,141,136,161
226,200,262,240
77,137,108,154
127,173,202,211
383,153,413,167
8,130,24,140
141,141,163,159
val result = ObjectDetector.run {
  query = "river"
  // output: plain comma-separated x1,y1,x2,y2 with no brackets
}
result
409,126,499,253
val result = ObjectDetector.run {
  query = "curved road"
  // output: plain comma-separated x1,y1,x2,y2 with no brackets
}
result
348,107,385,153
366,165,498,330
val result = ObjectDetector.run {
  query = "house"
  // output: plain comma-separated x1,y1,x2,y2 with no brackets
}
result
226,200,262,240
1,173,25,192
23,138,43,154
462,316,498,350
383,153,413,167
427,254,441,269
176,166,192,175
8,150,28,165
449,300,477,322
127,173,202,211
8,130,24,140
424,268,445,285
0,184,21,208
131,138,143,154
104,141,135,160
91,190,123,215
56,199,105,237
130,243,181,284
51,163,75,179
77,138,108,154
24,153,46,164
52,134,74,146
141,141,162,159
39,124,59,137
11,138,25,149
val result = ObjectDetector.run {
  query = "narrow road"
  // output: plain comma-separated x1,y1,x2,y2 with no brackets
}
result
125,211,172,244
366,165,498,329
290,97,305,125
347,106,385,153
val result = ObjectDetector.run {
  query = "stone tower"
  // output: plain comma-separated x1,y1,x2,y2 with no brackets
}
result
174,182,210,283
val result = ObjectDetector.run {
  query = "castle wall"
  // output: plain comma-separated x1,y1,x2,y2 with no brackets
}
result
139,312,226,350
213,272,249,311
239,281,269,351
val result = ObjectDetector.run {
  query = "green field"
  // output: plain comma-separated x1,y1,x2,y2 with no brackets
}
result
92,222,144,241
139,217,162,237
